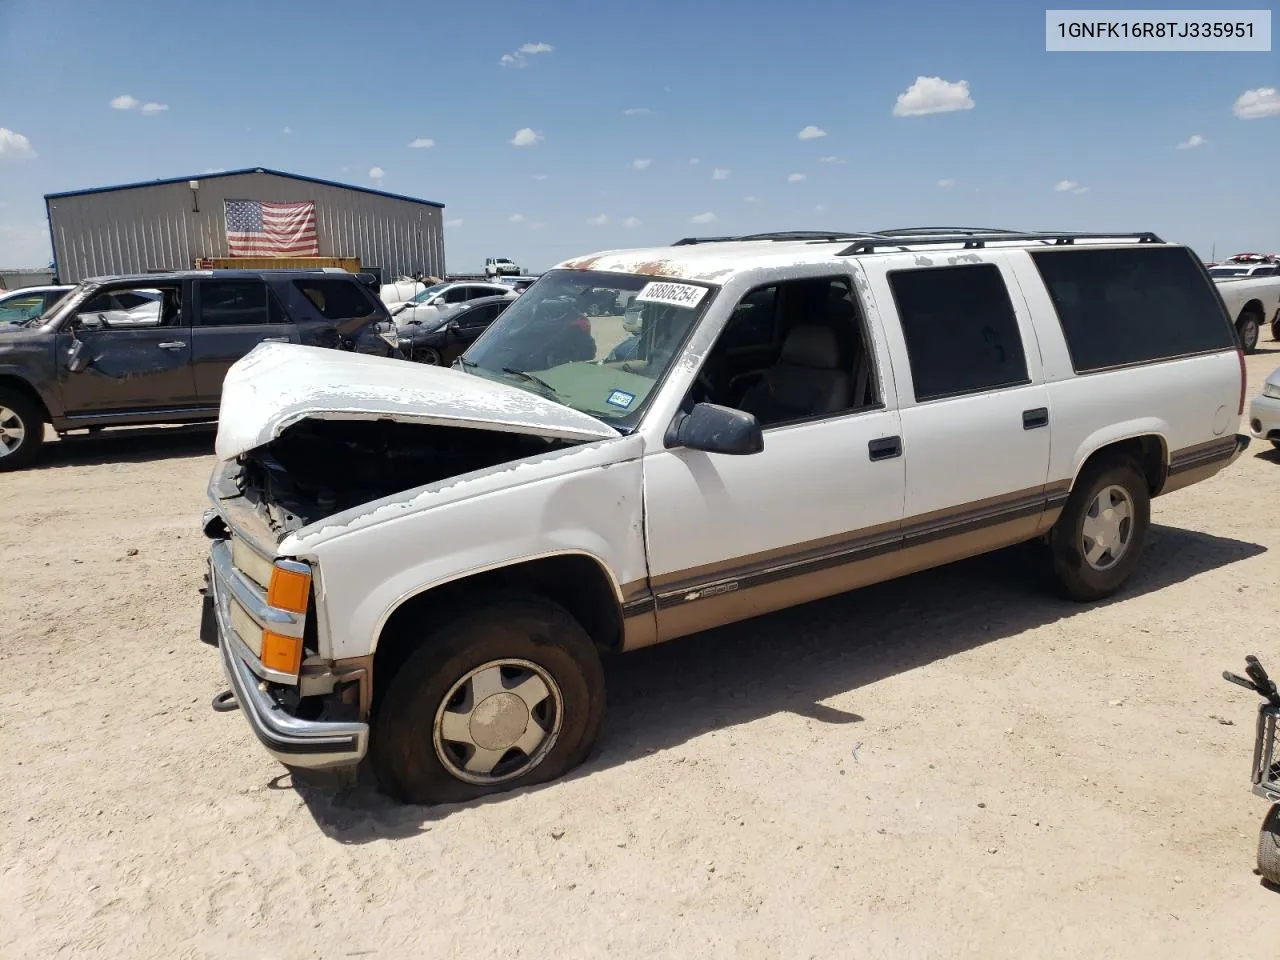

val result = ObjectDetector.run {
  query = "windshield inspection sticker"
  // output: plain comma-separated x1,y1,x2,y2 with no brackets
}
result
606,389,636,409
635,281,708,310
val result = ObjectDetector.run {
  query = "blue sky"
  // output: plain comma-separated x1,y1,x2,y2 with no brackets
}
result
0,0,1276,271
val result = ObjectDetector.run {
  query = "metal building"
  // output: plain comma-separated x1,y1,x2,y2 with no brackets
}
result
44,167,445,283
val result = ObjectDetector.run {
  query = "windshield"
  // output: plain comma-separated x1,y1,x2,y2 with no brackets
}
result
459,269,715,426
410,283,451,304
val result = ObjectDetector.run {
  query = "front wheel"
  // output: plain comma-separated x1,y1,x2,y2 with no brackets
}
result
1046,457,1151,602
371,594,606,805
1237,312,1261,354
0,387,45,472
412,346,443,365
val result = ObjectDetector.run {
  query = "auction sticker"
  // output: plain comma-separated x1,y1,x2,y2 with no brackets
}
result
606,389,635,409
635,281,708,309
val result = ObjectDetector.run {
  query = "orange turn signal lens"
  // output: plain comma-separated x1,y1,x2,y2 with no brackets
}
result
261,630,304,676
267,564,311,613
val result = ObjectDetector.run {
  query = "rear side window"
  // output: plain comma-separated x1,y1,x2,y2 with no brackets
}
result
292,279,378,320
1029,247,1234,373
199,280,284,326
888,264,1029,402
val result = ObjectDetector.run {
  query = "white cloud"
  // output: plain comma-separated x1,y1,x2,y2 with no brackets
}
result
797,125,827,140
369,166,385,183
1054,180,1079,192
743,196,759,203
815,204,826,211
818,155,847,164
622,216,641,228
141,102,168,115
509,127,544,147
532,173,548,180
0,128,37,160
110,94,138,110
444,218,463,228
282,125,293,135
711,167,731,180
892,76,975,117
623,107,653,116
689,157,701,165
408,137,435,148
500,41,554,67
509,213,525,223
631,158,651,170
787,173,806,182
689,212,718,224
587,214,609,226
936,178,956,188
1233,87,1280,119
1176,134,1206,149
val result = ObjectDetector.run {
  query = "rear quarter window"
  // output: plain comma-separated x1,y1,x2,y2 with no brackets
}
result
291,278,382,320
1029,247,1235,373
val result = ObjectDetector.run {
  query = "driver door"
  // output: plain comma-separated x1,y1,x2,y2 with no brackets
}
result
55,281,199,417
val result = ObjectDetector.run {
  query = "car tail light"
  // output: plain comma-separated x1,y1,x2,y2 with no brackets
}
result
1237,346,1246,416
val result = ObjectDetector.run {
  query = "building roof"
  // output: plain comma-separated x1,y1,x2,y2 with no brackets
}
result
44,167,444,208
553,230,1169,283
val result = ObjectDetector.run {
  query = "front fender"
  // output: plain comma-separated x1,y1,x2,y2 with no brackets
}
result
294,434,649,660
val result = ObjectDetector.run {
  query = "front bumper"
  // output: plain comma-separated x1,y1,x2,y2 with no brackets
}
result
207,539,368,770
1249,393,1280,444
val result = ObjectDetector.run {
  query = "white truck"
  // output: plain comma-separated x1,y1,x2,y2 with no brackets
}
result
200,228,1250,805
484,257,521,279
1212,274,1280,352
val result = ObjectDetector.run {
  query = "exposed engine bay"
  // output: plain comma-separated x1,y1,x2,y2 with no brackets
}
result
234,418,578,534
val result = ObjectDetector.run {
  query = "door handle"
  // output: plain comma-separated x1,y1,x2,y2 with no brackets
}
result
261,336,289,343
157,341,187,350
868,436,902,461
1022,407,1049,430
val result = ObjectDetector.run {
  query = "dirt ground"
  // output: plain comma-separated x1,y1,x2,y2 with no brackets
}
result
4,349,1280,960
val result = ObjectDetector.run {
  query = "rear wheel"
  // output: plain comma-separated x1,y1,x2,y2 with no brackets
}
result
371,594,606,805
1259,804,1280,886
1237,311,1261,354
1046,457,1151,601
0,388,45,472
413,346,443,365
1271,316,1280,342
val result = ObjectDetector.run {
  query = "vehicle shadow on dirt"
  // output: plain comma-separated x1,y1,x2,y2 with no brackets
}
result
292,523,1265,842
31,424,215,469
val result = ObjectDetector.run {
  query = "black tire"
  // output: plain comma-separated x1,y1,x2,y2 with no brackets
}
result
1237,312,1261,354
1047,456,1151,602
1272,440,1280,451
1259,804,1280,886
370,593,606,805
413,346,442,365
0,387,45,472
1271,317,1280,343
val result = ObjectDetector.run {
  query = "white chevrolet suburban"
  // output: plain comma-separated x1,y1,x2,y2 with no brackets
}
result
200,228,1251,805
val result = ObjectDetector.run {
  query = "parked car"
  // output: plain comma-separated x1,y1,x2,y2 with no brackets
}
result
1211,273,1280,352
0,269,398,470
485,257,521,278
391,281,515,330
396,294,514,365
1248,366,1280,449
492,275,540,293
1209,263,1279,279
0,285,74,327
199,228,1248,805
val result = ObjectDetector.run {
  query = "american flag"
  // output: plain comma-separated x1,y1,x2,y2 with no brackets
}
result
224,199,319,256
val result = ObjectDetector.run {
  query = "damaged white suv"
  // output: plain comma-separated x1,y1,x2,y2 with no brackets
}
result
201,228,1250,804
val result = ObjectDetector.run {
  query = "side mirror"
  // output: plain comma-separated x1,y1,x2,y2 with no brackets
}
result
447,320,461,334
67,338,89,373
664,402,764,456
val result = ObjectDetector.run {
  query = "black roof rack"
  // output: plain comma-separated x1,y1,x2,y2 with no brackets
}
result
672,230,869,246
836,230,1164,256
869,226,1020,236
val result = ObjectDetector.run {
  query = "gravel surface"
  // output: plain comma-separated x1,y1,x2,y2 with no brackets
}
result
4,351,1280,959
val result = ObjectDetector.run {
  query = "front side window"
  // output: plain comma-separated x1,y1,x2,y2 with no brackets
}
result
889,263,1029,402
0,293,47,325
461,269,715,426
75,285,177,329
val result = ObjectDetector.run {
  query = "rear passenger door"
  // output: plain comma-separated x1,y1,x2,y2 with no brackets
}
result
191,278,298,404
868,255,1052,565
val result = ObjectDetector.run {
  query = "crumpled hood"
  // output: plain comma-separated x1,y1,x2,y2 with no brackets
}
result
213,342,620,460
